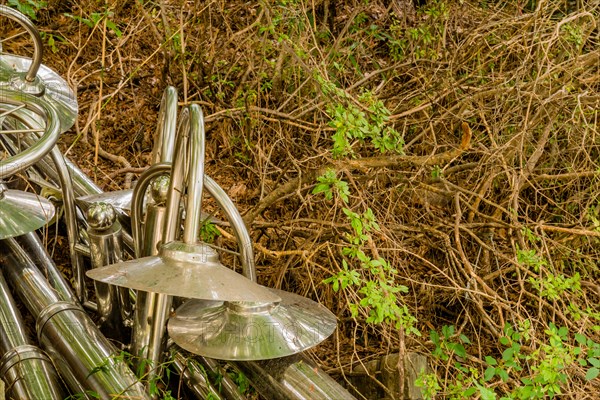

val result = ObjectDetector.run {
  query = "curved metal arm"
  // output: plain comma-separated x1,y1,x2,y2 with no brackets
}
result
204,177,256,282
161,104,206,245
151,86,177,164
0,5,43,82
182,105,205,244
131,163,172,258
0,90,60,179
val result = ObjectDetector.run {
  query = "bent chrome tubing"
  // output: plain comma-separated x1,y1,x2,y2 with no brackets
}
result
14,232,78,304
151,85,178,164
0,5,43,82
0,90,60,179
204,175,256,282
13,127,87,303
129,163,172,382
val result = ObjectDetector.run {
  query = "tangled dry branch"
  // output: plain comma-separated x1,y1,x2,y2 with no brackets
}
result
3,0,598,397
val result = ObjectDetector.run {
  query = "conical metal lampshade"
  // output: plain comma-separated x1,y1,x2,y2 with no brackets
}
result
168,288,337,361
86,241,280,303
0,54,78,133
0,188,55,239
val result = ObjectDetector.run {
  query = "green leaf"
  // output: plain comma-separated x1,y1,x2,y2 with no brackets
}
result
499,336,510,346
586,367,599,381
451,343,466,358
430,330,440,346
485,356,497,366
589,358,600,368
575,333,587,345
442,325,454,338
313,183,331,195
558,326,568,338
459,334,471,344
106,20,123,37
478,384,497,400
502,347,514,361
498,368,509,382
484,366,496,381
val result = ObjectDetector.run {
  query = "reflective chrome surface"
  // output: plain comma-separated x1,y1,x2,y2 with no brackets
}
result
151,85,177,164
128,163,173,385
0,54,78,132
0,271,65,399
128,88,180,392
170,349,224,400
77,189,134,213
14,232,77,303
0,344,65,400
205,176,256,282
0,89,60,179
168,289,336,361
237,354,356,400
0,5,43,82
87,202,131,340
0,5,77,132
0,187,55,239
0,238,150,399
0,121,85,300
87,241,280,303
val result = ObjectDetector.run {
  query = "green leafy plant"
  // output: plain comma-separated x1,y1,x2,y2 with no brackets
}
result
199,219,221,243
318,178,419,335
39,31,65,53
8,0,46,20
65,10,122,37
430,325,470,362
312,169,350,202
316,75,404,158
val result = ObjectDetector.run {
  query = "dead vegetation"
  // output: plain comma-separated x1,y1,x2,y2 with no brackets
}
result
2,0,599,398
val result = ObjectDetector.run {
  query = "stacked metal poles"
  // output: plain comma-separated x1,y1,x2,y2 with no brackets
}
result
0,238,150,399
0,271,66,399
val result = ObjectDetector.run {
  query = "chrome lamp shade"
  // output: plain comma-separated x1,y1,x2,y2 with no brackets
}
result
0,187,55,239
168,288,337,361
86,240,281,303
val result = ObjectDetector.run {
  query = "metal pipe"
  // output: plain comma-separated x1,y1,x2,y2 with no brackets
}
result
131,106,205,390
0,272,66,399
1,129,133,264
0,5,43,82
182,105,205,244
131,163,172,258
236,354,356,400
197,356,247,400
204,176,256,282
129,163,173,387
169,348,224,400
48,145,87,303
0,238,150,399
1,109,87,302
87,202,131,341
151,85,177,164
14,232,78,303
0,90,60,179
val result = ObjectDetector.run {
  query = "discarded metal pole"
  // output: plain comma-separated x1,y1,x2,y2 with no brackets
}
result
0,272,66,399
0,238,149,399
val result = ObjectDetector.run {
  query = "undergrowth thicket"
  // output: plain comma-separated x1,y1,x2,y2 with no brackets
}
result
2,0,599,398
